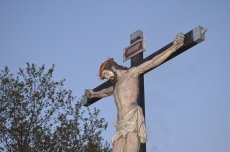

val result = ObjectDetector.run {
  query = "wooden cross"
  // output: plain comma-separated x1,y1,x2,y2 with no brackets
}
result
80,26,207,152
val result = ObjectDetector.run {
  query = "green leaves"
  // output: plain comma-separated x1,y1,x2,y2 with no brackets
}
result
0,63,111,152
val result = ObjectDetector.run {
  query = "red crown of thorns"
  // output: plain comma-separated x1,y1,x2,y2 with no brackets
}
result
99,58,114,79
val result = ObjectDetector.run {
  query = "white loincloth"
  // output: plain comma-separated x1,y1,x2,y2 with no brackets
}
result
112,105,147,144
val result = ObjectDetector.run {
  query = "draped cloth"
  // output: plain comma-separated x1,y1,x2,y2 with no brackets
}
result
112,105,147,144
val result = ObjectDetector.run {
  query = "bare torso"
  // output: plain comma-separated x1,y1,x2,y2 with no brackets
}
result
113,68,139,119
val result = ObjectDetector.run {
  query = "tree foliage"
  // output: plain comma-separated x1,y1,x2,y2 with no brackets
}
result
0,63,111,152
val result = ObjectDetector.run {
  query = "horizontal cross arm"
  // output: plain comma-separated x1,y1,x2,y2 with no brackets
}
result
81,26,207,107
142,26,207,74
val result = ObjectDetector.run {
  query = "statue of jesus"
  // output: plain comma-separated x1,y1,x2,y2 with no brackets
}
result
85,32,184,152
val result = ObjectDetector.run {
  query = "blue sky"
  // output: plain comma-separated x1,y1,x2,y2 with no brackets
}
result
1,0,230,152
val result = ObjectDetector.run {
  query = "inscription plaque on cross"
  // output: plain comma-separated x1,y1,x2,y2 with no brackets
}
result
80,26,207,152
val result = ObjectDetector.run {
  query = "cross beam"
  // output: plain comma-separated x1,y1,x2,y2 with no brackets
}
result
81,26,207,107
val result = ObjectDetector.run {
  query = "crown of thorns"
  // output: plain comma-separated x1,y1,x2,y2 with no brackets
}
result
99,58,114,79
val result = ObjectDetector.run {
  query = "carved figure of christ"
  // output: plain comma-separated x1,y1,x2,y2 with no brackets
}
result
85,33,185,152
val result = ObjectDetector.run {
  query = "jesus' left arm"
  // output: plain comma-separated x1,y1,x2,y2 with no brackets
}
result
135,32,185,75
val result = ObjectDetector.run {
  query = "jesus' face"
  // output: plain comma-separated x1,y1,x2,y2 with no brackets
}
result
101,70,115,80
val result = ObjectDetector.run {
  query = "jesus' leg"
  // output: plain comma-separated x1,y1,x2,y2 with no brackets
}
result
112,137,125,152
125,132,140,152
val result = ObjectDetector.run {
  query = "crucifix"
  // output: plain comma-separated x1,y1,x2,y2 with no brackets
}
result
80,26,207,152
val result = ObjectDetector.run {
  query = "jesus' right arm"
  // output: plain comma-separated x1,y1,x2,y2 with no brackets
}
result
85,86,114,99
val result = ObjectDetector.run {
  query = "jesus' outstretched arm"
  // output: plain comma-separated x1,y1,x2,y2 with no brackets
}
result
135,32,185,75
85,86,114,99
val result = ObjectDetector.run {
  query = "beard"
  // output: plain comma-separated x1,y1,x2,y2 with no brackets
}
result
110,70,118,85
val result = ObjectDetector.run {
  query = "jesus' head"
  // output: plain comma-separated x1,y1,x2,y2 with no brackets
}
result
99,58,127,82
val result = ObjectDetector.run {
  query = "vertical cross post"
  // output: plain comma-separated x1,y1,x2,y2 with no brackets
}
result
130,30,146,152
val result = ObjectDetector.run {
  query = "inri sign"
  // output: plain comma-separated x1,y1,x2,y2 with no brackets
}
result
123,38,146,62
